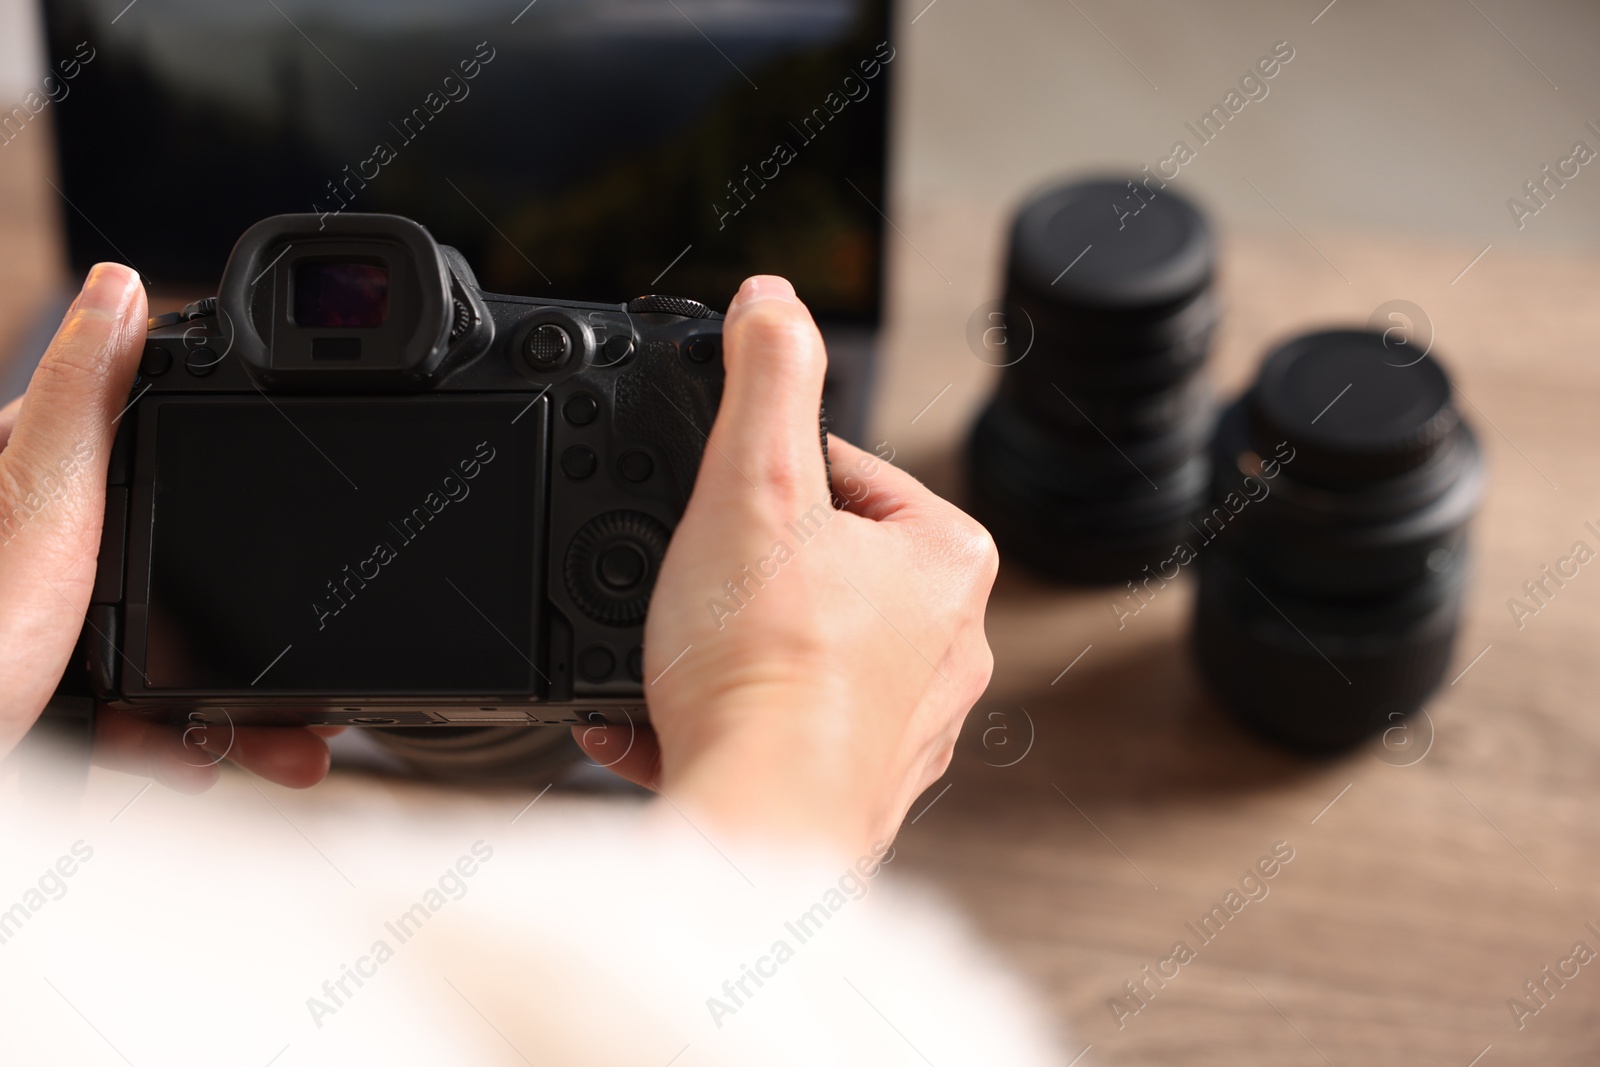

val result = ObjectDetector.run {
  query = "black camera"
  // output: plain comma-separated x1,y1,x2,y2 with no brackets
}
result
81,213,738,730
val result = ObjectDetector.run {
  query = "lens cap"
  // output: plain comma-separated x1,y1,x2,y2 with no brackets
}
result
1249,329,1461,488
1009,178,1214,313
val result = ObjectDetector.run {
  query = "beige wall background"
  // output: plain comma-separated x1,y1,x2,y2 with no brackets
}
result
0,0,43,97
891,0,1600,252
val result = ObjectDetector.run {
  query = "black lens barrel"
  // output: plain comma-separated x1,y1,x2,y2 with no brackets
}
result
967,177,1219,583
1193,329,1485,750
967,177,1486,752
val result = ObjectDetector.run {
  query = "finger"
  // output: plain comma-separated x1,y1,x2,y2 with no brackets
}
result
94,709,222,795
826,434,946,523
0,265,146,751
830,434,1000,611
95,710,335,791
570,723,661,791
3,263,146,538
0,394,24,452
703,276,829,507
200,727,334,789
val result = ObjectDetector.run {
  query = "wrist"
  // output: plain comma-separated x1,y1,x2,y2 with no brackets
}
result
654,692,892,856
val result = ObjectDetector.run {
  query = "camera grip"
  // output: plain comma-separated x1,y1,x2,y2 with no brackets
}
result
614,341,832,501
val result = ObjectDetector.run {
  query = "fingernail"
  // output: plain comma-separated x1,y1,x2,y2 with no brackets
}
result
74,262,140,318
732,275,799,310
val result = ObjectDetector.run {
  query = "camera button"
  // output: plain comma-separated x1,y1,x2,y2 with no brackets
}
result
598,543,648,591
600,335,635,366
526,323,573,368
563,393,599,426
598,543,646,591
618,449,654,483
686,336,720,364
561,446,597,480
579,646,616,682
185,347,219,377
140,346,173,377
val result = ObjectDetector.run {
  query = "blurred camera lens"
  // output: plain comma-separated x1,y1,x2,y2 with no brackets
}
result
966,176,1218,582
1192,328,1486,750
367,726,582,782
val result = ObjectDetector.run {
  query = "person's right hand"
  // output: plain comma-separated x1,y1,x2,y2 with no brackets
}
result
575,276,999,856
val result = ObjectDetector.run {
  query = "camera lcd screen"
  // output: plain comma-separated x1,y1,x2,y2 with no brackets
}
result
294,262,390,328
141,399,543,693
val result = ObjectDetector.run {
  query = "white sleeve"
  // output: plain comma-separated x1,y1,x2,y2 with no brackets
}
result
0,774,1064,1066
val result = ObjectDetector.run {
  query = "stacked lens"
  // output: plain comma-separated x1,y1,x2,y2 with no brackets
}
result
1193,329,1485,750
967,177,1218,583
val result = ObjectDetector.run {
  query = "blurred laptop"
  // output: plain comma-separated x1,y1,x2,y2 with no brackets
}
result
34,0,894,439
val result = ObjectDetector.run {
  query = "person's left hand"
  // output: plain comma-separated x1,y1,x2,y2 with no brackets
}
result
0,263,336,790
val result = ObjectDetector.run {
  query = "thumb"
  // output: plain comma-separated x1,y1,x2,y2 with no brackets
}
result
0,263,145,747
702,275,829,509
2,263,145,556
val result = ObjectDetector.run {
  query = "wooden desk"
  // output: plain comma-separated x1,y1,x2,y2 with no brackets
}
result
876,196,1600,1066
5,131,1599,1064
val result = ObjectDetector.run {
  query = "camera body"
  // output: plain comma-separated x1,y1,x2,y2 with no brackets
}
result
83,214,732,729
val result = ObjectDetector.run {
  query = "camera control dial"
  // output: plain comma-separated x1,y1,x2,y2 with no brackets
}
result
625,294,720,319
563,511,670,626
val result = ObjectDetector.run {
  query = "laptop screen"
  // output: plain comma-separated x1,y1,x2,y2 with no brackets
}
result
39,0,892,323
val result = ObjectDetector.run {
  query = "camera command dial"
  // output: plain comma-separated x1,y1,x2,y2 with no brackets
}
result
563,511,672,626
